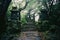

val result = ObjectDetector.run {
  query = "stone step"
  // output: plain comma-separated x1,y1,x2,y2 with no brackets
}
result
22,25,35,27
21,28,36,31
19,31,41,40
21,26,36,29
21,25,36,31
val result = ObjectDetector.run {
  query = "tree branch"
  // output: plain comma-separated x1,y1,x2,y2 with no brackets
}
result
19,1,29,11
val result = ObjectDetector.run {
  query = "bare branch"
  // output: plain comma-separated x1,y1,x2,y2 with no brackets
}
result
19,1,29,11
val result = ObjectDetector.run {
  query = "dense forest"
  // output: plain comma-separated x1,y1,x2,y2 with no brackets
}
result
0,0,60,40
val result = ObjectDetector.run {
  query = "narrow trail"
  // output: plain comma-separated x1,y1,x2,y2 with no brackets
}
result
18,22,41,40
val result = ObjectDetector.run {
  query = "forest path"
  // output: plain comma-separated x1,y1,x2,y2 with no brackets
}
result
18,31,41,40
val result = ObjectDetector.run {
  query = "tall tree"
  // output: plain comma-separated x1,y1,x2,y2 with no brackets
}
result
0,0,11,37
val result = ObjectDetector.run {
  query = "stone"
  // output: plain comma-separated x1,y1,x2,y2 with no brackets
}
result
19,31,41,40
21,22,36,31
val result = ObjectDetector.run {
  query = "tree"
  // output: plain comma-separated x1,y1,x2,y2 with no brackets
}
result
0,0,11,38
38,0,60,40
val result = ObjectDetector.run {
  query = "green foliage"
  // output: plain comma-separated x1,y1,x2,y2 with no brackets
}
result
1,0,60,40
37,0,60,40
37,20,50,32
21,13,27,24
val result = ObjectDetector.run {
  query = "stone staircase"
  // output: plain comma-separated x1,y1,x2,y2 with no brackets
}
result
21,22,36,31
19,21,41,40
19,31,41,40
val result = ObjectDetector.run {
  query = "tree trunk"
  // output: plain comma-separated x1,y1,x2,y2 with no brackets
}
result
0,0,11,37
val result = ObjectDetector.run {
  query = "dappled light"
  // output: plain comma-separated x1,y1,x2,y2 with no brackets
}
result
0,0,60,40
